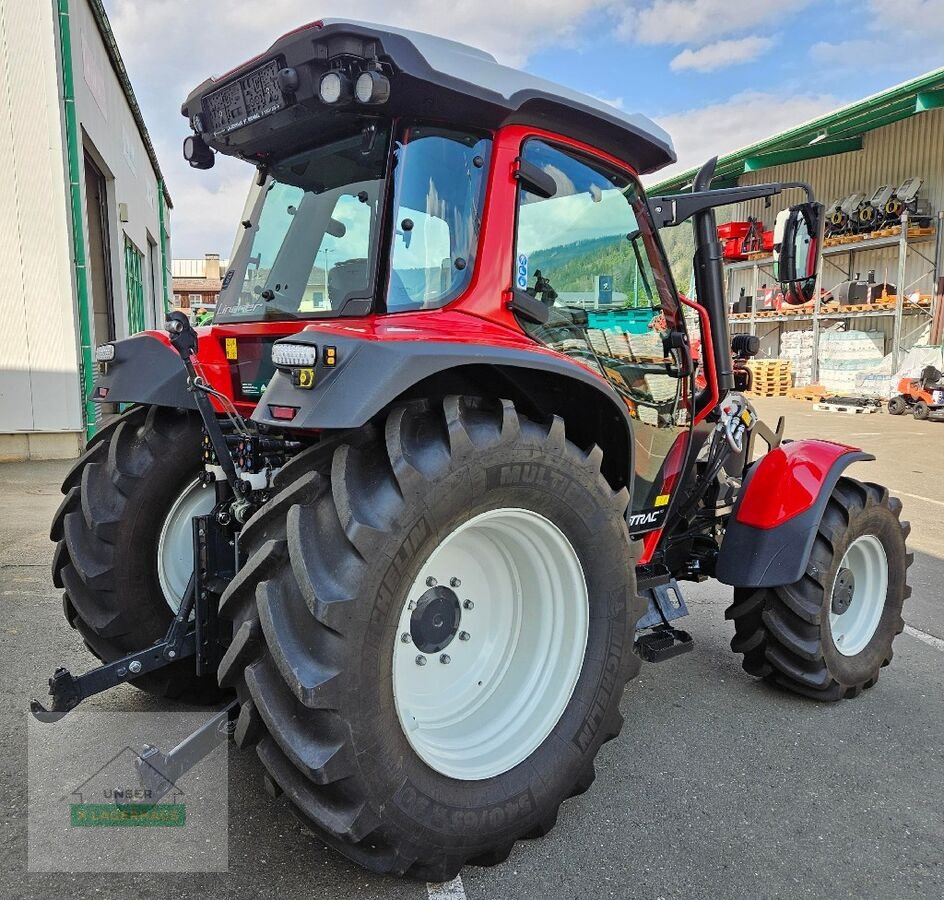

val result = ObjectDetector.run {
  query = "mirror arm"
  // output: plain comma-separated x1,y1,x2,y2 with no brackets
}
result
689,158,735,395
649,181,816,229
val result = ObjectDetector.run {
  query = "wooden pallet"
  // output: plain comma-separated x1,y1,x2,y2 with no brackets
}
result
814,402,878,415
787,385,827,401
746,251,772,261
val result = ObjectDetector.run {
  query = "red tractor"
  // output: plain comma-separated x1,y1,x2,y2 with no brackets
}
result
36,21,911,881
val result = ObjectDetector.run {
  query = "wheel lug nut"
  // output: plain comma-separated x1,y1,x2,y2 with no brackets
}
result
459,631,470,641
463,599,474,610
426,576,437,587
400,633,412,643
450,577,461,588
415,655,427,666
440,654,451,664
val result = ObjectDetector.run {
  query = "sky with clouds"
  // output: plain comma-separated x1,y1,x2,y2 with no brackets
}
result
102,0,944,258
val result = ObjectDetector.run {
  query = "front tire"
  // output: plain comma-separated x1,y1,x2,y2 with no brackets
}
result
914,400,930,420
726,477,911,700
218,397,643,879
51,405,223,701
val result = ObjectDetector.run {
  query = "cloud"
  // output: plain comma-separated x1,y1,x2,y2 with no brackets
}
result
809,39,873,68
647,90,838,184
811,1,944,72
670,36,773,72
617,0,811,45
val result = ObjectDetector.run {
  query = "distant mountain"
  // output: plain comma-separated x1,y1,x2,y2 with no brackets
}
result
526,226,695,302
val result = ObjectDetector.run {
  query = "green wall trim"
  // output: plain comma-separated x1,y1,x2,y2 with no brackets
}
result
157,179,170,314
56,0,97,441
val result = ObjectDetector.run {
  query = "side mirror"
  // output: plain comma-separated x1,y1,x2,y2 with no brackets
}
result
777,202,823,305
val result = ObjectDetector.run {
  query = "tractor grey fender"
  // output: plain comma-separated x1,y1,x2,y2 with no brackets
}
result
253,330,635,441
716,442,874,588
91,334,196,410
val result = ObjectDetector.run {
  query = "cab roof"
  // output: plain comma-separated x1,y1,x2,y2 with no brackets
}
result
181,20,676,175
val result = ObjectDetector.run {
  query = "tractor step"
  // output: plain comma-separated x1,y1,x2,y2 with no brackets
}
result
635,624,694,663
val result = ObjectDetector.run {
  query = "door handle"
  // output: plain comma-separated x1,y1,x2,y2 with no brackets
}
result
665,330,692,378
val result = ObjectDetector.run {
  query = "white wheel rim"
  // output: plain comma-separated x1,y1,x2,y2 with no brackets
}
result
829,534,888,656
392,508,589,781
157,478,215,614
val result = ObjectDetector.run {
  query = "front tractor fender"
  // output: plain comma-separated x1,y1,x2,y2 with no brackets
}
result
716,440,874,588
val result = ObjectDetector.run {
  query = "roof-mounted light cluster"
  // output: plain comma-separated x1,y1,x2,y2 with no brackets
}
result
319,66,390,106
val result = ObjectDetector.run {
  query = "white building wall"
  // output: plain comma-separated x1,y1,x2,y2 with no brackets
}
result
0,0,170,457
0,0,81,437
71,0,168,336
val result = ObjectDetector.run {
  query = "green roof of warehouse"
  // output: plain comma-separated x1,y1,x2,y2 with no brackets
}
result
651,67,944,195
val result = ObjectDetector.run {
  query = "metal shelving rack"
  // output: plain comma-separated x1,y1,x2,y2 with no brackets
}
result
724,210,943,381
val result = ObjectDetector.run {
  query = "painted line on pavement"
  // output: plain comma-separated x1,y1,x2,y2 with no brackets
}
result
904,624,944,652
428,875,467,900
895,490,944,509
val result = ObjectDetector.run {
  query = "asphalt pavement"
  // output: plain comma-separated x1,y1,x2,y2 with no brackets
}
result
1,397,941,899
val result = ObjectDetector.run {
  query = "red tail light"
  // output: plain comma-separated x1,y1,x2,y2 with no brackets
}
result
269,405,299,421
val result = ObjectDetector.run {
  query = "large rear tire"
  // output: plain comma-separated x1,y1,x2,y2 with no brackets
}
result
51,405,223,701
726,477,911,700
218,396,643,879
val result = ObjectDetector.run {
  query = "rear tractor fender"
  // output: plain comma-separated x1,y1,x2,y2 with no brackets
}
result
253,332,635,489
716,440,874,588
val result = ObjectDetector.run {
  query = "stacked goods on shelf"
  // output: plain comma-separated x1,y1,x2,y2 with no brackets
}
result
817,330,885,395
780,330,814,386
746,359,792,397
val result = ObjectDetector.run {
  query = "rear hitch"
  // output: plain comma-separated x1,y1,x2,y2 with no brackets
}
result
136,700,239,803
31,513,235,721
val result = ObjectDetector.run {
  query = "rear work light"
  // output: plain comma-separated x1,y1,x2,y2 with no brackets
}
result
94,344,116,362
354,70,390,105
272,343,318,367
319,71,352,104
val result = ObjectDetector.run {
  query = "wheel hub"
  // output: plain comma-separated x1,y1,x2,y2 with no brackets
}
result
410,586,461,653
831,567,856,615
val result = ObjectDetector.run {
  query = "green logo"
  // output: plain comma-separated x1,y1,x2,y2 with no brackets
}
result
69,747,186,828
70,804,186,827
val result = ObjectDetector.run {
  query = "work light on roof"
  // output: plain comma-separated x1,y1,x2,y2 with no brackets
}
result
319,71,352,104
354,70,390,105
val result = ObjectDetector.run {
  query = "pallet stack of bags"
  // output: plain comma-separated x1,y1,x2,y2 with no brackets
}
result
780,330,814,387
817,330,885,395
779,328,886,394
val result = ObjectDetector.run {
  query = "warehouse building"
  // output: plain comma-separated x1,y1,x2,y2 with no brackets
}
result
0,0,171,461
652,68,944,390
